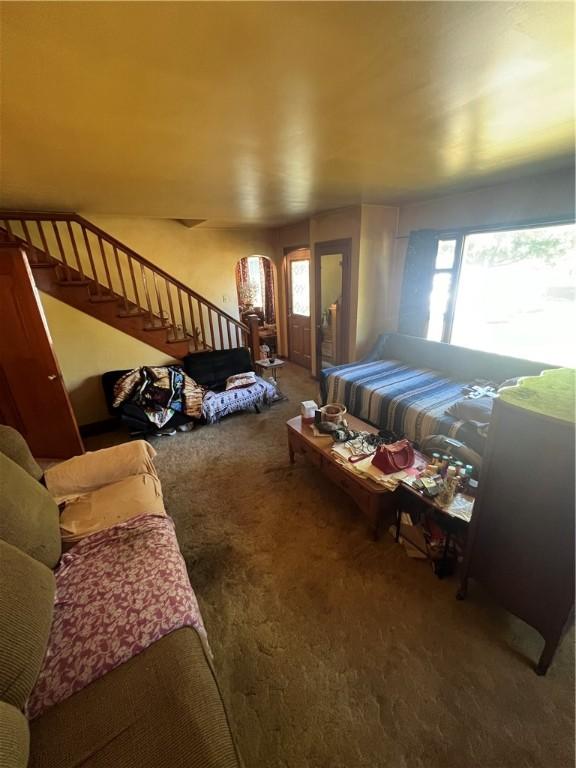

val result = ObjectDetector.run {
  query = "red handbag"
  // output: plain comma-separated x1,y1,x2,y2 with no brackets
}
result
371,439,415,474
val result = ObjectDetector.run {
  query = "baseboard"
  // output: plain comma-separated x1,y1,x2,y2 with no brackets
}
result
79,416,120,437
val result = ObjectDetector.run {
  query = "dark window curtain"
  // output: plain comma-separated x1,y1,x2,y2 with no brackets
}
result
397,229,439,338
262,258,275,323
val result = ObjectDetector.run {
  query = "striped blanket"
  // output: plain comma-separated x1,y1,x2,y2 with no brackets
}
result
322,359,473,446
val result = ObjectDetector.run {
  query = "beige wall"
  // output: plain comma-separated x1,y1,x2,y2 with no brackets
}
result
40,292,177,425
390,168,575,328
357,204,399,359
309,207,362,375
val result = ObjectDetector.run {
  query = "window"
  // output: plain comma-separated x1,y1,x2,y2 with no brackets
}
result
426,222,575,367
247,255,264,308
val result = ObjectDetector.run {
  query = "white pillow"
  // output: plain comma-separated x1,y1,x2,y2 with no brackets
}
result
225,372,257,390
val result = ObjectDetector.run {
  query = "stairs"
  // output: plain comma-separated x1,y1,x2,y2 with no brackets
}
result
0,212,258,360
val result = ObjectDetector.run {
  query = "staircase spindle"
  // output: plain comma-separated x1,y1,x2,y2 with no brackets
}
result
165,279,177,335
226,320,233,349
97,236,114,292
152,273,165,326
113,245,129,312
3,220,14,240
197,299,207,349
50,221,71,281
81,226,100,294
19,220,37,264
140,264,154,325
126,253,141,308
35,221,50,264
207,307,215,349
66,221,85,280
217,313,224,350
187,294,199,350
177,288,186,339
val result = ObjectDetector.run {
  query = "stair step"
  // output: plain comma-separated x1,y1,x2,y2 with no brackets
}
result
57,279,92,287
117,308,147,318
30,261,56,269
89,294,120,303
143,322,172,332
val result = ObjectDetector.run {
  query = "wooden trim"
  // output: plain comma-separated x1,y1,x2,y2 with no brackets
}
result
314,238,352,375
79,416,120,437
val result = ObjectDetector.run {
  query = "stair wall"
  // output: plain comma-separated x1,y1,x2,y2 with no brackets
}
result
40,292,177,425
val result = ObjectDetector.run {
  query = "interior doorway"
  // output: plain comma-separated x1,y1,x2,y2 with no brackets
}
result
314,239,352,372
285,247,311,368
235,254,277,354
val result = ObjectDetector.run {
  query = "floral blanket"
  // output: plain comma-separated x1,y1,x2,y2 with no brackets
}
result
27,515,206,720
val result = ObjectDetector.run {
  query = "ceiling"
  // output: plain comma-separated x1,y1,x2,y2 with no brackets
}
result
0,1,573,227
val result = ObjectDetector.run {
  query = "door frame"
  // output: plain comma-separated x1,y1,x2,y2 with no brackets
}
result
314,238,352,375
283,245,311,367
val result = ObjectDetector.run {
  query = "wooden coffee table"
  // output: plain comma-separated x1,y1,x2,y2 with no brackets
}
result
286,414,397,539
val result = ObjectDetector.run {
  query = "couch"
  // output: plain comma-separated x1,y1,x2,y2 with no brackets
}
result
102,347,276,433
320,333,553,451
0,426,242,768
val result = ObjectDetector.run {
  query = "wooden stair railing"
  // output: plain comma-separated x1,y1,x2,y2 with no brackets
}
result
0,211,261,361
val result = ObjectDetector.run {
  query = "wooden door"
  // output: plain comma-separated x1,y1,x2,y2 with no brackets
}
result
286,249,311,368
0,244,84,458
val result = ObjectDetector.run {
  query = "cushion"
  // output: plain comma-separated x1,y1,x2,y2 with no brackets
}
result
0,703,30,768
225,372,257,390
44,440,157,502
0,426,43,481
60,473,166,544
446,396,494,422
29,628,241,768
183,347,253,390
0,540,55,710
0,453,61,568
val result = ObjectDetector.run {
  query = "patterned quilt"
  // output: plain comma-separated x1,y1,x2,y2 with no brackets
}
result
27,515,206,720
202,376,278,424
323,359,473,446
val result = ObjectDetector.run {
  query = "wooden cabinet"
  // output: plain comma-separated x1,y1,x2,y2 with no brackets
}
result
459,372,575,674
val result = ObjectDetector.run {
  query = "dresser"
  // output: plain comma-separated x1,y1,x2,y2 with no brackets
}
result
458,369,575,674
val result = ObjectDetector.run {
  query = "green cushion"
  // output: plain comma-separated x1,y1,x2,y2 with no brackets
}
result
0,425,43,481
0,540,55,710
29,628,241,768
0,452,61,568
0,702,30,768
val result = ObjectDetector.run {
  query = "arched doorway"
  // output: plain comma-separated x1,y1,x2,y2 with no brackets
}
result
235,255,277,353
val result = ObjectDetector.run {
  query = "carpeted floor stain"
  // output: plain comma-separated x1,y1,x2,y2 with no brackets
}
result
89,362,574,768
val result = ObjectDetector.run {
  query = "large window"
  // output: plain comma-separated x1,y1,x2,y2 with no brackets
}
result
426,222,575,366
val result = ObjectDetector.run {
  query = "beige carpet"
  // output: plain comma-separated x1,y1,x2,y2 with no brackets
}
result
89,362,574,768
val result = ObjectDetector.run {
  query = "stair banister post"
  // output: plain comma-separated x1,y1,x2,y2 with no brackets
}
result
247,313,260,365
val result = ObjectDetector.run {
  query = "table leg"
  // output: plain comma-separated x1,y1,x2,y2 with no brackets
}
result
288,443,295,464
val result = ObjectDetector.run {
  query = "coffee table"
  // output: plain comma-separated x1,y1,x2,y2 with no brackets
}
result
286,414,397,539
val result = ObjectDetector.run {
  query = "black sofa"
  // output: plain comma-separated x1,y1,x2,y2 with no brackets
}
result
102,347,258,434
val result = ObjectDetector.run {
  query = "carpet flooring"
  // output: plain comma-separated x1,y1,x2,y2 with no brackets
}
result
89,362,574,768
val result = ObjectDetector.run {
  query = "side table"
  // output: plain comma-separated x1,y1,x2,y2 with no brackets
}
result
255,358,287,400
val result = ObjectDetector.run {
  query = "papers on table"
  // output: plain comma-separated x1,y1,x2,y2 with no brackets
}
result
331,442,408,490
